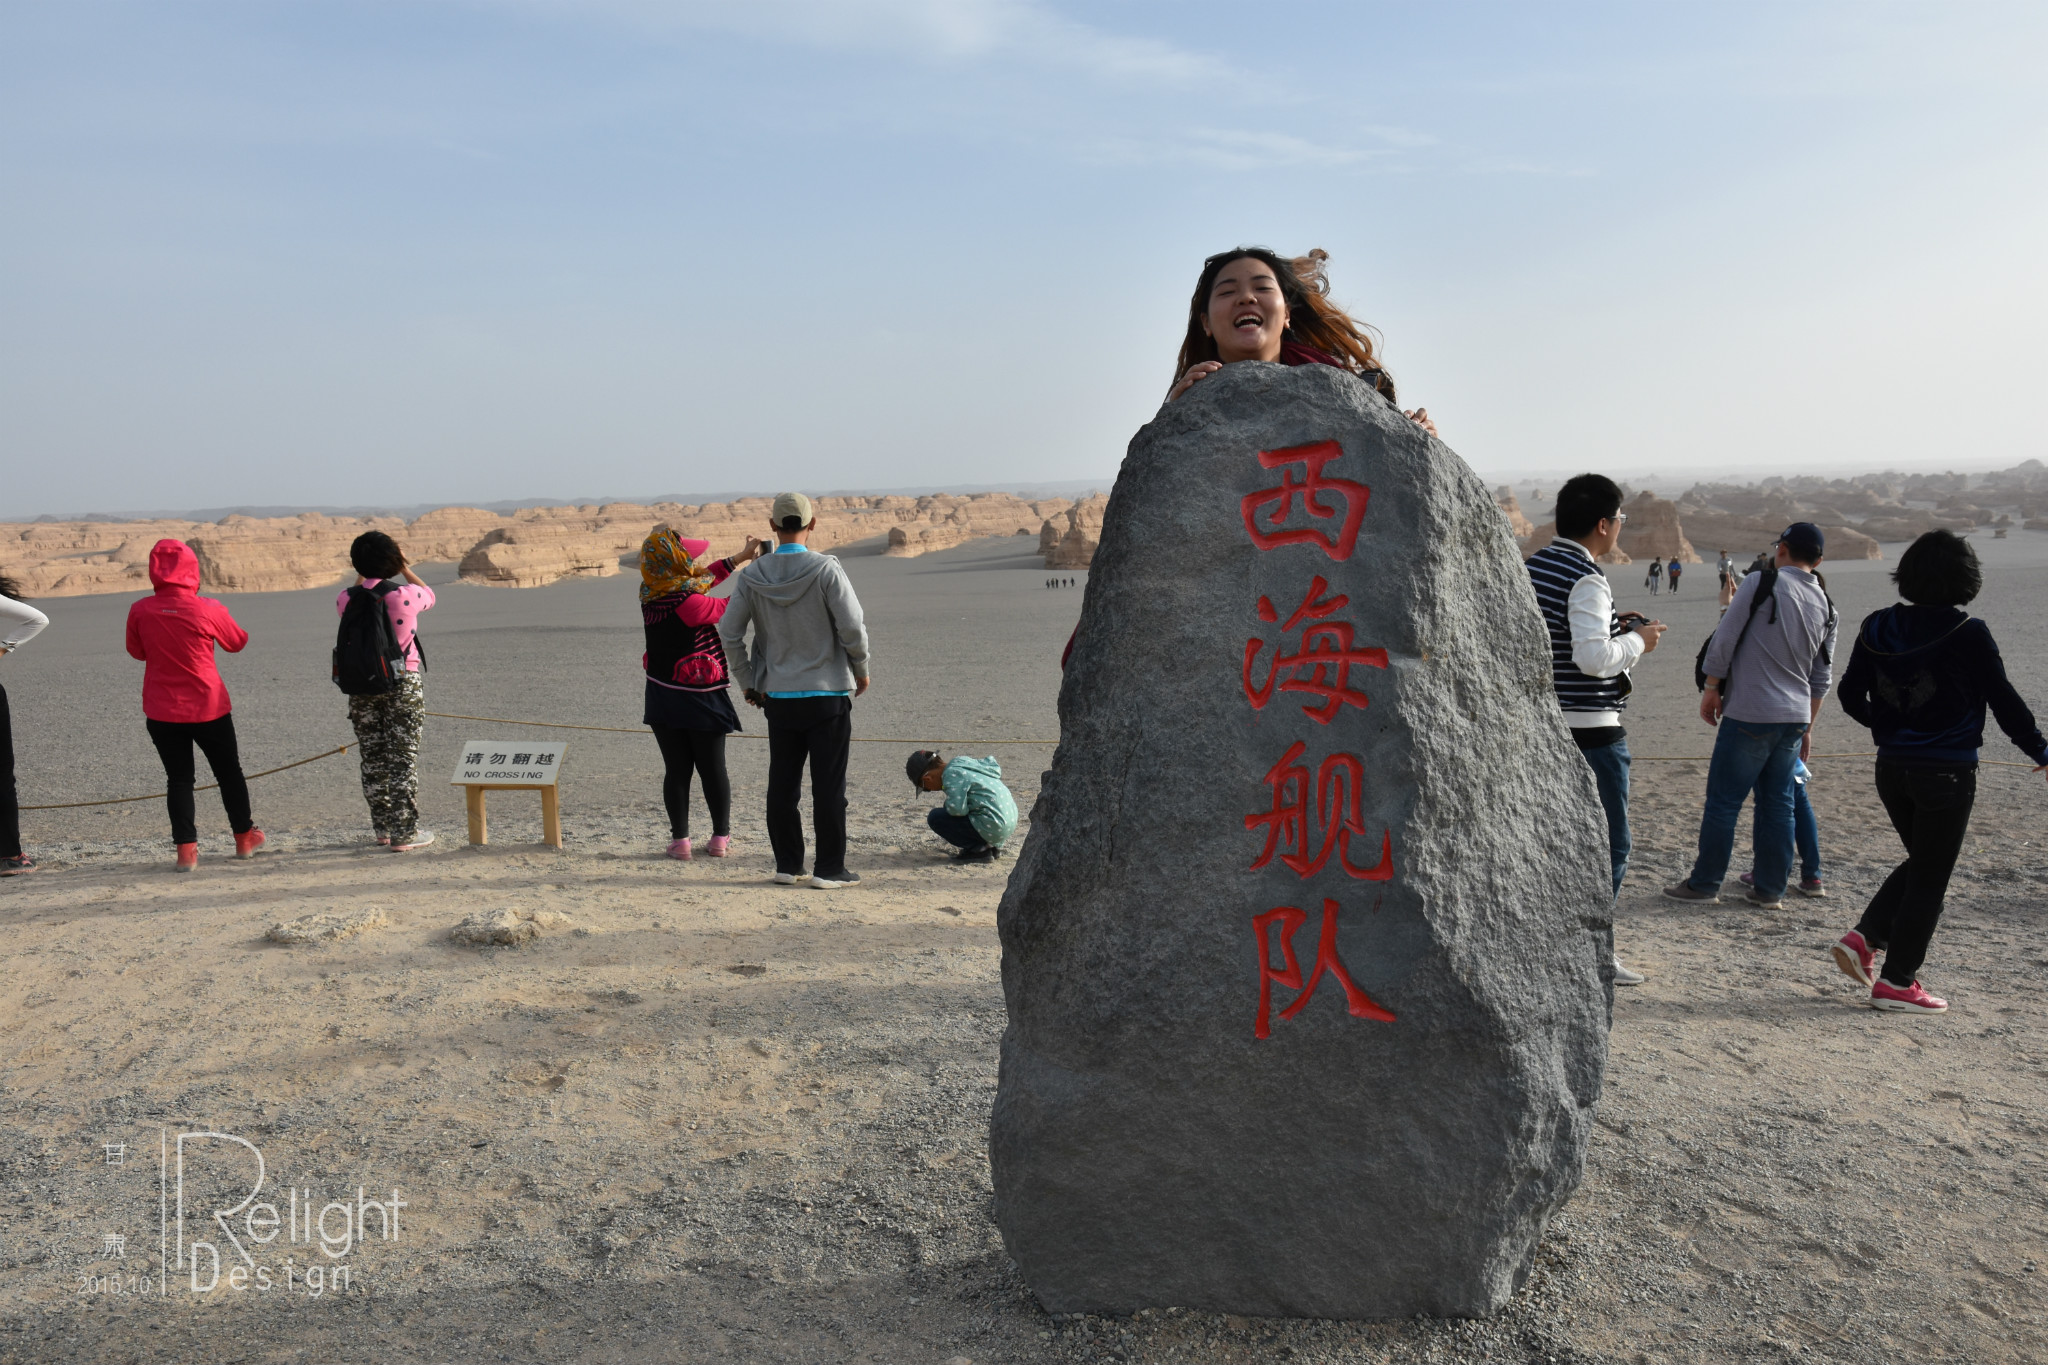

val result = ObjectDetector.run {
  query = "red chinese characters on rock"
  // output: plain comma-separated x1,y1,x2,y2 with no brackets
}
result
1253,898,1397,1039
1240,441,1370,561
1243,575,1389,723
1240,437,1396,1037
1244,741,1394,881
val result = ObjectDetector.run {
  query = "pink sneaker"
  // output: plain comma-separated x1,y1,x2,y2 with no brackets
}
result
234,828,266,860
706,835,731,858
174,842,198,873
1871,979,1947,1014
1831,931,1876,988
667,838,692,861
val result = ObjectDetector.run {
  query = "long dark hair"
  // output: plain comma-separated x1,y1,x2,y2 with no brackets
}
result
1175,246,1397,405
0,573,22,601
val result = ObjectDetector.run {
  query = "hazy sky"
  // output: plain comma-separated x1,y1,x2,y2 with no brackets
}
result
4,1,2045,517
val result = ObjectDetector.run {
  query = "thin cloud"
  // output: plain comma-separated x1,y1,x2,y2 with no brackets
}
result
1066,125,1434,173
523,0,1232,86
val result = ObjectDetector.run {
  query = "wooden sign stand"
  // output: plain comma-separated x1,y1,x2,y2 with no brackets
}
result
450,741,569,849
463,784,563,849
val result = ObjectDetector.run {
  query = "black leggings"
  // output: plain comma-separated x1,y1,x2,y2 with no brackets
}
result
145,714,254,846
0,683,19,858
1854,760,1976,986
651,725,730,838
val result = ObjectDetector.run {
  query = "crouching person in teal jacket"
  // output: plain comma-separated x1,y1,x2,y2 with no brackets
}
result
906,749,1017,864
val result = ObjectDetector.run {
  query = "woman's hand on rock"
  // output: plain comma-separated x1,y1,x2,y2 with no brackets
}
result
1168,361,1223,403
1404,407,1438,437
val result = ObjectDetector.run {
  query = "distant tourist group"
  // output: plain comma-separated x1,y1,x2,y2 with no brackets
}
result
1045,577,1078,589
1532,473,2048,1014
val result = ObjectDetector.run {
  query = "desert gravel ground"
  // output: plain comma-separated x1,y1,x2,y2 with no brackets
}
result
2,531,2046,1364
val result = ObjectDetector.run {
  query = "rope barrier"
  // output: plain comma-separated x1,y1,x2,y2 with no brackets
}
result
1634,753,2041,768
19,745,353,812
420,714,2042,765
18,733,2036,816
420,710,1059,746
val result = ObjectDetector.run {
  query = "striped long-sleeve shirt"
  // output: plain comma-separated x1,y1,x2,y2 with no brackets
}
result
1526,538,1644,727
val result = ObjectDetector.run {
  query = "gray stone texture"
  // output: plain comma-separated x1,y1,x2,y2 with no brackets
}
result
992,362,1612,1320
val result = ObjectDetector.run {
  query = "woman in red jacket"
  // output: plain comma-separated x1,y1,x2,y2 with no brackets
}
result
124,540,263,871
640,526,764,860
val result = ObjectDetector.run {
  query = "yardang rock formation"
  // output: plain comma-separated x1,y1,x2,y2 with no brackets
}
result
1,492,1087,596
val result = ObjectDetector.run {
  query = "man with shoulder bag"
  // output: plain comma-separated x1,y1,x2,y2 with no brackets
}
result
1666,522,1838,910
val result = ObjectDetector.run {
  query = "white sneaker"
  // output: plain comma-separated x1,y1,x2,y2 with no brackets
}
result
772,871,802,885
392,831,436,852
1611,956,1645,986
810,870,861,889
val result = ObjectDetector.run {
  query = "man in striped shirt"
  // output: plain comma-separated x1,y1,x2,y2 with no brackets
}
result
1527,474,1667,986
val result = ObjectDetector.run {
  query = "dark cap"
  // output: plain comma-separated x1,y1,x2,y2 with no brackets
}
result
906,749,943,789
1776,522,1824,562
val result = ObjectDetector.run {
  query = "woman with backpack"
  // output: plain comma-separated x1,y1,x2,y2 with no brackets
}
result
125,540,263,872
640,525,765,860
0,573,51,875
335,531,434,851
1832,529,2048,1014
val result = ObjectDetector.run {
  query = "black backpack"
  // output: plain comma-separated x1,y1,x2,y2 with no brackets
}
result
333,582,424,695
1694,566,1833,692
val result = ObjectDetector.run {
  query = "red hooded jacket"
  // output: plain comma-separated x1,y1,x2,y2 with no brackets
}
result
124,540,249,723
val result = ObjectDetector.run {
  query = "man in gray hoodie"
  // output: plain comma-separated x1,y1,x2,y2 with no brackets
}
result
718,492,872,889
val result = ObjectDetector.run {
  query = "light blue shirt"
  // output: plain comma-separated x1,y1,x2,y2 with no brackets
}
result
765,542,851,698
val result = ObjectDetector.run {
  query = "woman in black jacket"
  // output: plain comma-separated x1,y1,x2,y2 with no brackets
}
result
1832,530,2048,1013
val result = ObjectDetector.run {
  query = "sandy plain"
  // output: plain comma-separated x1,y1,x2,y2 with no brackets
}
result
2,529,2047,1365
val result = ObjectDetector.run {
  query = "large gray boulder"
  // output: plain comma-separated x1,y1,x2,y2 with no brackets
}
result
992,362,1611,1320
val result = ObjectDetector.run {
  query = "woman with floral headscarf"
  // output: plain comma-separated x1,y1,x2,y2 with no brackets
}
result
641,525,765,859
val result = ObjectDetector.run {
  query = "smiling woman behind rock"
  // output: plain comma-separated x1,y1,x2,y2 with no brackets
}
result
1165,246,1437,437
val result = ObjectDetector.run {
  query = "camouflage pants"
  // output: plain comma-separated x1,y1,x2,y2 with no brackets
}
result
348,671,424,841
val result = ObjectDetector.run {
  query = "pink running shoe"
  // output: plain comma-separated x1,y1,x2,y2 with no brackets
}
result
1871,979,1947,1014
234,828,266,860
1831,931,1876,988
706,835,731,858
175,842,199,873
667,838,692,861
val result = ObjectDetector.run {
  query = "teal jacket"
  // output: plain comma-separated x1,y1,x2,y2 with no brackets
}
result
944,756,1018,849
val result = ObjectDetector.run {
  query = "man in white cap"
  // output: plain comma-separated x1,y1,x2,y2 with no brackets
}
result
718,492,872,889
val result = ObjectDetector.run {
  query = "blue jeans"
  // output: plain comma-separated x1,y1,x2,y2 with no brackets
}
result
1689,720,1807,898
1579,736,1632,897
1751,780,1821,883
927,807,986,850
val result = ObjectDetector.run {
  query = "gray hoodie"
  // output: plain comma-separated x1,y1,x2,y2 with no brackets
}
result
718,547,871,695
